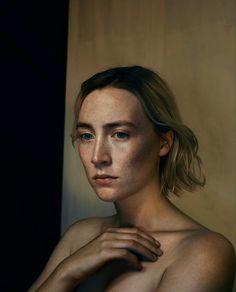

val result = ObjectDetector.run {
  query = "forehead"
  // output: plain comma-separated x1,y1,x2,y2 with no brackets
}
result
78,87,147,124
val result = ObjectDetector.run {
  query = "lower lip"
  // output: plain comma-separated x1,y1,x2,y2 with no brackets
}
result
94,177,117,185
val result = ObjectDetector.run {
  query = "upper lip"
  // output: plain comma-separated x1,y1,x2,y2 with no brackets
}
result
93,174,118,179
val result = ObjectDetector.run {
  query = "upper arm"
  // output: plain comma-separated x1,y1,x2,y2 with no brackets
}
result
157,232,236,292
28,217,105,291
28,221,82,291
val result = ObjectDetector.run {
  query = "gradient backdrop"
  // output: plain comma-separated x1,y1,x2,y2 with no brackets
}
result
62,0,236,253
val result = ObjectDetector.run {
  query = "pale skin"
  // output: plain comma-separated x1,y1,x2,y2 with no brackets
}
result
28,88,236,291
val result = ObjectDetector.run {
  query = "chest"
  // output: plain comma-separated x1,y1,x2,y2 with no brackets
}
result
72,228,194,292
76,257,167,292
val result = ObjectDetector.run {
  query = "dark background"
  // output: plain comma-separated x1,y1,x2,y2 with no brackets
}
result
1,1,69,291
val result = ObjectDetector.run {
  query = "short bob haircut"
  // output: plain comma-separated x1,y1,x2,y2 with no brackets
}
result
71,65,205,196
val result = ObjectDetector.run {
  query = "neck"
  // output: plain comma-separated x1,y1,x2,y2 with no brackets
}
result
113,180,173,232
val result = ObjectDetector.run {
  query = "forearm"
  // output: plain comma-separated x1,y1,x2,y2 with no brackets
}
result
29,262,80,292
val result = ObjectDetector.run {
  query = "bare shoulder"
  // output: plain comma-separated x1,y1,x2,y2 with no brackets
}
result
28,215,114,291
65,215,115,253
159,229,236,291
180,229,235,268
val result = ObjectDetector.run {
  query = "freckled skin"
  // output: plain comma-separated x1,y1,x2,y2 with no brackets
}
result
29,88,235,292
77,87,162,203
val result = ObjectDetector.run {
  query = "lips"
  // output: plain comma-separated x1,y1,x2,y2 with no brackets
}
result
93,174,117,179
93,174,118,185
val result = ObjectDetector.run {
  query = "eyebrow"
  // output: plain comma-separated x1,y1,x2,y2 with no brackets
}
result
76,120,137,130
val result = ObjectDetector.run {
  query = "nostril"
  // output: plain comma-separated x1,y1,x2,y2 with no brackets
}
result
91,143,112,166
91,158,111,166
91,153,112,166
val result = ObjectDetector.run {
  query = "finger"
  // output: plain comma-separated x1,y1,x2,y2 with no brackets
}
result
108,248,142,270
116,233,161,256
105,230,162,256
104,239,158,262
106,227,160,246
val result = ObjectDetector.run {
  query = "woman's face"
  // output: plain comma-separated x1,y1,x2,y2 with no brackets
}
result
76,87,162,202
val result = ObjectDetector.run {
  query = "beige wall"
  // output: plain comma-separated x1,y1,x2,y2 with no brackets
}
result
61,0,236,252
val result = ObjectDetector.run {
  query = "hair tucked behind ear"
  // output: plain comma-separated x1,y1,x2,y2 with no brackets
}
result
71,65,206,196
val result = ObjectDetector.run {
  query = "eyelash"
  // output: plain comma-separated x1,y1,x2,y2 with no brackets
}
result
78,133,94,142
112,132,129,139
78,131,129,142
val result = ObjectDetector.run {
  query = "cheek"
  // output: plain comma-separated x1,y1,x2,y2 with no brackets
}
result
78,145,91,168
120,139,158,173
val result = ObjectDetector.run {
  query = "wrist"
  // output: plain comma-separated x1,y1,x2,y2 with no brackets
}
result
53,261,79,291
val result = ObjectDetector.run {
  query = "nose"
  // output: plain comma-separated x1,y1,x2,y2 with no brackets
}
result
91,138,112,168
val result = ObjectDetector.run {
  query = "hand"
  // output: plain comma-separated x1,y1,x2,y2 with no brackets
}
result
60,227,163,286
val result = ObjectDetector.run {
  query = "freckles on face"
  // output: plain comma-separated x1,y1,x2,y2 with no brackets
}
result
122,132,160,185
76,87,161,201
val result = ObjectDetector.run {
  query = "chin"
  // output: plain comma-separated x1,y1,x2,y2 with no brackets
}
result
96,191,118,202
94,188,125,202
95,185,138,203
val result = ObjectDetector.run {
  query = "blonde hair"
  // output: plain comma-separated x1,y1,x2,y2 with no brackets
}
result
71,65,205,196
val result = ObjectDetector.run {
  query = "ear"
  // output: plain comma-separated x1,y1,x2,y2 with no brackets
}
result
159,130,174,157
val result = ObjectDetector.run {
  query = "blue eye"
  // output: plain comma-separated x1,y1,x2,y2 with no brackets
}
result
113,132,129,139
79,133,94,141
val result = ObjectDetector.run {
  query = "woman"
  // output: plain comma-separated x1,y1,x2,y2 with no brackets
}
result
29,66,235,291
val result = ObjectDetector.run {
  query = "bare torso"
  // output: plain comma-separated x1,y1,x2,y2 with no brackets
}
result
28,211,235,292
71,216,208,292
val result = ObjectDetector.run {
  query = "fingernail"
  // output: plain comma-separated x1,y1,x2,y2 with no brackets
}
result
158,249,163,256
152,254,157,261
